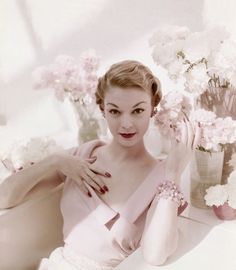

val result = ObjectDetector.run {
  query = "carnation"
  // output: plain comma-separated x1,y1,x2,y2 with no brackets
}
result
1,137,62,171
150,25,236,91
205,169,236,208
154,91,193,141
32,50,100,105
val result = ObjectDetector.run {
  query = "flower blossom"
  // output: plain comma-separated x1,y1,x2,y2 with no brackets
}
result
1,137,62,171
205,169,236,208
32,50,100,104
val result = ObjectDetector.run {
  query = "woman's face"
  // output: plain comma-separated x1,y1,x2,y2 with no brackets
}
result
103,86,152,147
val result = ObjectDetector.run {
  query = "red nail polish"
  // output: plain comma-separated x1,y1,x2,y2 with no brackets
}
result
100,188,105,194
103,185,109,192
105,172,111,177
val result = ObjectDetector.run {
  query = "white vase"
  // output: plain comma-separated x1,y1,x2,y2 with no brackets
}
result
190,149,224,209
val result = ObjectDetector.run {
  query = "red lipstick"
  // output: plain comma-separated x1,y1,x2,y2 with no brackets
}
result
120,133,136,139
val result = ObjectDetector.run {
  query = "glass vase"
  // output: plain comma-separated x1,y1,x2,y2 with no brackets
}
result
190,149,224,209
71,101,100,145
196,86,236,184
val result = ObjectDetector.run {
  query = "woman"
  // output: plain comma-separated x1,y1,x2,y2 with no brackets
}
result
0,60,199,270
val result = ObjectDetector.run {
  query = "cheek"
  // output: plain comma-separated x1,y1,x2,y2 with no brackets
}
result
139,115,151,131
105,114,118,130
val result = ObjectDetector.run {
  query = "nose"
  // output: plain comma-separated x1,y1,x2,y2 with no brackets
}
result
120,114,133,129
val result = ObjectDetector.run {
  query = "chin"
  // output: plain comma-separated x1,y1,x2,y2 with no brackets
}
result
117,135,143,147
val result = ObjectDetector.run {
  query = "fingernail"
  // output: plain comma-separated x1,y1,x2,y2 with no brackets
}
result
105,172,111,177
87,191,92,197
91,156,97,160
100,188,105,194
103,185,109,192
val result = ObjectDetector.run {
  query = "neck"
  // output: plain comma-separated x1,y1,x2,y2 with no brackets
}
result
107,139,148,162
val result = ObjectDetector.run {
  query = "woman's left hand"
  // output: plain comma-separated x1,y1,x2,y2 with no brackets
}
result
165,116,201,185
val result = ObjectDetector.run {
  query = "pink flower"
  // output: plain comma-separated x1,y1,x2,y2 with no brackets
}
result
81,49,100,73
32,66,55,89
154,91,193,141
32,51,100,104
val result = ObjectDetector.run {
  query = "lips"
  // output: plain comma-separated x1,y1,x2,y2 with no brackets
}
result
119,133,136,138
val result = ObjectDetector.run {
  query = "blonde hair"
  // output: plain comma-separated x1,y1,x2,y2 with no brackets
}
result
95,60,162,111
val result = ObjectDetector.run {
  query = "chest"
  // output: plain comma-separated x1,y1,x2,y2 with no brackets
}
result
94,161,156,212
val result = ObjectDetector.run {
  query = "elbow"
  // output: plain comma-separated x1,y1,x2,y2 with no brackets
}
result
141,233,179,266
0,195,17,209
0,187,19,209
142,247,169,266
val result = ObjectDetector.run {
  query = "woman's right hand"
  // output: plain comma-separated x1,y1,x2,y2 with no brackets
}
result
52,151,111,197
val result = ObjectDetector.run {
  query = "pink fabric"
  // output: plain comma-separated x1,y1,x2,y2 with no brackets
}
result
60,140,187,268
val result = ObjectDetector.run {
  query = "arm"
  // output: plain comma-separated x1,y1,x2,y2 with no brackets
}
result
0,154,61,209
141,117,199,265
141,195,179,266
0,144,111,209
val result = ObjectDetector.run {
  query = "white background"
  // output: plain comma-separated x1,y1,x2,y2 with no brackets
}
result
0,0,236,142
0,0,235,152
0,0,230,117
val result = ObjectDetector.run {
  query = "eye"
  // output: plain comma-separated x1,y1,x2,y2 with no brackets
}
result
132,108,145,114
109,109,120,115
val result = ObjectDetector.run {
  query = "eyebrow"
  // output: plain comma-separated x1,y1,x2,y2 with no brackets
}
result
106,101,147,108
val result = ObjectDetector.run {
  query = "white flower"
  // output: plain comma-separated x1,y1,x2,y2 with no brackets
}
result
32,51,100,104
205,171,236,209
184,64,210,94
190,109,216,123
149,25,190,46
204,184,228,206
149,24,235,93
3,137,63,170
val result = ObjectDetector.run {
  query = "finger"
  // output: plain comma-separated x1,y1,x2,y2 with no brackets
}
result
86,169,108,192
88,164,111,178
80,171,105,193
86,156,97,164
76,179,91,197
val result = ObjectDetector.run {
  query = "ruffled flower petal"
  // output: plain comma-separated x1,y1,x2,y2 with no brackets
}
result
204,185,228,206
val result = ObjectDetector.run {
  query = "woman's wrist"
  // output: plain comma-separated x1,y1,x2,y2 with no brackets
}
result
155,180,186,207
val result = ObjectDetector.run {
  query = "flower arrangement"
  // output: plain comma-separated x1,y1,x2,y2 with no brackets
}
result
204,153,236,219
32,50,100,105
154,91,236,152
1,137,62,171
149,25,236,117
32,50,101,143
204,171,236,208
154,90,193,142
0,137,62,184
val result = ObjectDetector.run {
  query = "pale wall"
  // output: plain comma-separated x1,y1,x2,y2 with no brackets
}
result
0,0,205,121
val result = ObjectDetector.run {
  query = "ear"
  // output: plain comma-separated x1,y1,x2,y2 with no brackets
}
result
151,107,157,118
101,110,105,118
